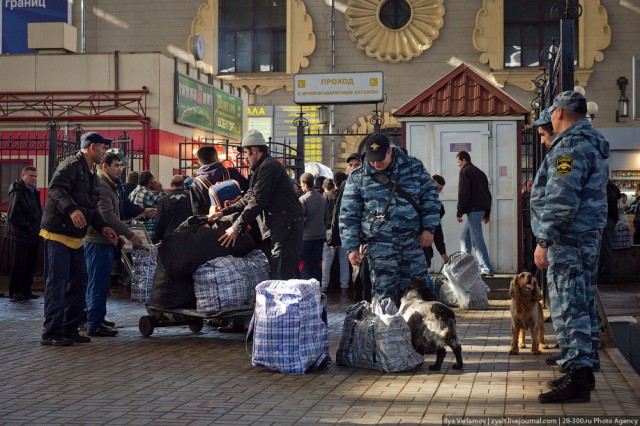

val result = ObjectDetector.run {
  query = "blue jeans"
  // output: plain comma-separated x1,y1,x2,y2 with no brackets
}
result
461,210,494,274
42,240,88,339
321,244,350,289
84,242,115,331
301,239,324,282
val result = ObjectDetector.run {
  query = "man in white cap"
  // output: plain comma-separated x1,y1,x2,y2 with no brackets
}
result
209,129,304,279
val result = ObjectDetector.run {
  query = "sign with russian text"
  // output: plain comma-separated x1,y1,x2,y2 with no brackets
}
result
293,72,384,105
175,73,214,131
1,0,71,54
214,88,243,139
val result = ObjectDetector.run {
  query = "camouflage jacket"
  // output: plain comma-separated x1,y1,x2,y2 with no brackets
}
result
339,146,440,254
531,118,610,243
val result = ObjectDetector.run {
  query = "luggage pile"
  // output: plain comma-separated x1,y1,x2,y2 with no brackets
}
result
131,216,269,314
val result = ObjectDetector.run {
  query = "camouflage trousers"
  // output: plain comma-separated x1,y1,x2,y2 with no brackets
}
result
547,231,601,371
367,238,427,305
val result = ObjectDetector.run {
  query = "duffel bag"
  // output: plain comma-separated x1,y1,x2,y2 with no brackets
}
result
158,219,256,278
193,250,270,313
250,279,328,374
149,261,196,309
336,298,423,372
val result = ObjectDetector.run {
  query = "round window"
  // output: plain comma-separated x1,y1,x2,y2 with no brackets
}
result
379,0,412,30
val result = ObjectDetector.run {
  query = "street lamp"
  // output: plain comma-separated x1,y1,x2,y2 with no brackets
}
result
616,76,629,122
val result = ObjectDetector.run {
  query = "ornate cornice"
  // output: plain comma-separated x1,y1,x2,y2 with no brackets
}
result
345,0,445,63
491,68,593,91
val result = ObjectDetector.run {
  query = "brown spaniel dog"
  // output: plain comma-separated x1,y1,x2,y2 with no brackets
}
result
508,272,549,355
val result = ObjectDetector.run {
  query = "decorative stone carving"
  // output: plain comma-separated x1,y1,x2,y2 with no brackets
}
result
345,0,445,63
472,0,610,91
189,2,217,74
288,0,315,74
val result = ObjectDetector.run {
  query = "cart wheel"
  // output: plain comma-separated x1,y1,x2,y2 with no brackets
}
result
189,318,204,333
139,316,155,337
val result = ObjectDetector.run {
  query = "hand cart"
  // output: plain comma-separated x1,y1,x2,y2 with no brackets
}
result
138,304,254,337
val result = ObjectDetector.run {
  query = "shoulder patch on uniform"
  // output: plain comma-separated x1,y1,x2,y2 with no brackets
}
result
555,156,573,175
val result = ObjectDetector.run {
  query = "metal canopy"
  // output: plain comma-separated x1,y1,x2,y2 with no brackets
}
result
0,90,149,122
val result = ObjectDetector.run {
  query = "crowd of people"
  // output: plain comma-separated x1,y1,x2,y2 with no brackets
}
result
4,108,639,404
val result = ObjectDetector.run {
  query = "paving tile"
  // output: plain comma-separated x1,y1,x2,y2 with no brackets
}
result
1,286,639,425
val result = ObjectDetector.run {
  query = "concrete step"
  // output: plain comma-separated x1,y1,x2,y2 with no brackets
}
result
431,273,513,300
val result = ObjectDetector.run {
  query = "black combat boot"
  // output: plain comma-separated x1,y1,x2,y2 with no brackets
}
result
539,367,593,403
546,368,595,392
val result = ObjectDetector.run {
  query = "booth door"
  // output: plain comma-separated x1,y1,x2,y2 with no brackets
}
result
432,123,492,272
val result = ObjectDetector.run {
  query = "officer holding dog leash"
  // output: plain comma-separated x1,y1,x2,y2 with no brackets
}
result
339,133,441,305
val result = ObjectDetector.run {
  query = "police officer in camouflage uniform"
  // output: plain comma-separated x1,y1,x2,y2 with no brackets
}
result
531,91,609,404
339,134,440,305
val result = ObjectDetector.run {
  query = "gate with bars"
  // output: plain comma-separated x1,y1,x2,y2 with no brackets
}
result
178,136,304,179
0,125,144,275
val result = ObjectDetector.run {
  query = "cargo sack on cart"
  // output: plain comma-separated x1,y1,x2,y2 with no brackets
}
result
336,298,423,372
249,279,329,374
442,251,489,310
158,216,256,278
149,262,196,309
193,250,270,313
131,244,158,304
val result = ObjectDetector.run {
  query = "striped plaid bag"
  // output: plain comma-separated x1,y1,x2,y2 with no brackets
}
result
192,250,270,313
336,298,423,372
131,244,158,304
250,279,329,374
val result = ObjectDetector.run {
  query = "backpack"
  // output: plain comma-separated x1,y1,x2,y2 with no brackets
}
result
194,168,242,214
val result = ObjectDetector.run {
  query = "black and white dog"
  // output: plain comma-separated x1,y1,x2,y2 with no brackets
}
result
398,278,464,371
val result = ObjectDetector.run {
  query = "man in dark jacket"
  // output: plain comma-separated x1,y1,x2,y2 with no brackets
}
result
155,175,192,241
190,144,249,215
6,166,42,301
210,129,303,280
39,132,118,346
424,174,449,269
456,150,494,276
598,179,620,283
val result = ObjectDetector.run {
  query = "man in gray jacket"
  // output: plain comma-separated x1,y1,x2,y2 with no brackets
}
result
299,172,327,281
84,150,144,337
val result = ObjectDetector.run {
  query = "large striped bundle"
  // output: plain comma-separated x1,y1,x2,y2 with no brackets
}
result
250,279,328,374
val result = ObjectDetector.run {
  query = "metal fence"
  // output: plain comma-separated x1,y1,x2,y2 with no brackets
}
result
178,136,304,179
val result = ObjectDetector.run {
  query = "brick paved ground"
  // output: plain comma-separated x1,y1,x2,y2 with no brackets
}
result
1,288,639,425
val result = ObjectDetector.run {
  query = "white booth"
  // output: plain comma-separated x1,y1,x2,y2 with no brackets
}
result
394,64,529,274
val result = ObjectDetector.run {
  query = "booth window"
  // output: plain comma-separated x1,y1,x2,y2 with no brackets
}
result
219,0,287,73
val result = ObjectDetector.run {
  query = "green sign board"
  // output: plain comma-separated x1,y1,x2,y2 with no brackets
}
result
214,88,243,139
175,73,214,131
